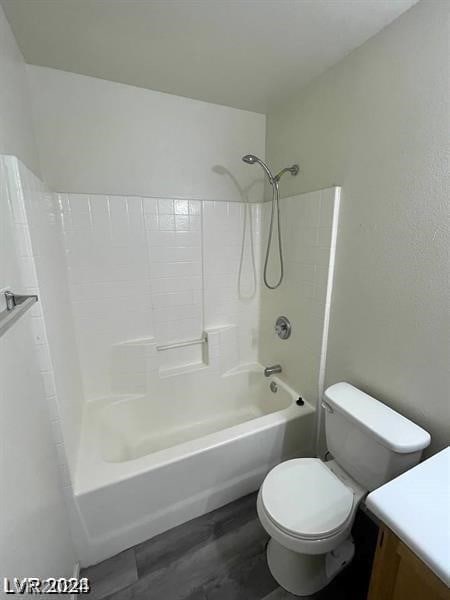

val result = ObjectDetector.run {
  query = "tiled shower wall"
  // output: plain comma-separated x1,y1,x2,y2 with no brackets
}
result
0,154,79,567
203,201,261,363
59,193,262,400
17,162,84,475
1,156,83,477
259,187,339,411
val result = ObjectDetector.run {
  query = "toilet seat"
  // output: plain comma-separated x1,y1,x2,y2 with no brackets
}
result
260,458,355,541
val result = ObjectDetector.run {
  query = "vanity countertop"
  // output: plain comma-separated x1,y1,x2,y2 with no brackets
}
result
366,446,450,586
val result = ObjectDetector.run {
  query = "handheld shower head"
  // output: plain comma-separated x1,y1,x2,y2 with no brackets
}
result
241,154,275,184
241,153,299,290
241,155,299,183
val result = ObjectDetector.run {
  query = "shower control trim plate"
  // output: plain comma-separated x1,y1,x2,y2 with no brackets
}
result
275,316,291,340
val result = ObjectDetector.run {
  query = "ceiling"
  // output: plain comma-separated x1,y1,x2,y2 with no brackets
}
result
2,0,418,113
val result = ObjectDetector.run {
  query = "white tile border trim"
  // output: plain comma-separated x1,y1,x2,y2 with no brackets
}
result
316,186,341,455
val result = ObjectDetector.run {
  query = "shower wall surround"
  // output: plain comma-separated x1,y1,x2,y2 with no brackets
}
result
59,193,262,399
2,156,83,476
0,154,76,576
17,162,84,474
203,200,261,364
56,189,337,407
259,187,340,415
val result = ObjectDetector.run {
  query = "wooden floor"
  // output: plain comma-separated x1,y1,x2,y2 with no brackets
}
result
82,493,378,600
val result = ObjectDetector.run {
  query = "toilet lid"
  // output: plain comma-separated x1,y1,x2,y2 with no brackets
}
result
261,459,354,539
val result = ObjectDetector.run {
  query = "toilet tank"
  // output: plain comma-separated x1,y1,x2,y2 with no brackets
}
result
323,383,431,491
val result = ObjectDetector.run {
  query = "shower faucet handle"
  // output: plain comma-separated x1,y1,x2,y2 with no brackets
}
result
275,316,291,340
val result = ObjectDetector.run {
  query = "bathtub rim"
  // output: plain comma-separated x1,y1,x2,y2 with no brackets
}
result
73,370,314,496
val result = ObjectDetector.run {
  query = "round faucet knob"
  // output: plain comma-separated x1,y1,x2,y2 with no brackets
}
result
275,316,291,339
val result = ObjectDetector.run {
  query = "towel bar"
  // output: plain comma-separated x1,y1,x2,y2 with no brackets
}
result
0,290,38,338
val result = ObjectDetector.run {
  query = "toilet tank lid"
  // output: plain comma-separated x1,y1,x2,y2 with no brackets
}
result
324,382,431,453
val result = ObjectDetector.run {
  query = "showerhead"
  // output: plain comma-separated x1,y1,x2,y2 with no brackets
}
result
241,154,275,184
242,154,259,164
242,154,299,185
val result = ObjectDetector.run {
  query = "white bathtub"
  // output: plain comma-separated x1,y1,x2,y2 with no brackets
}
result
72,364,315,566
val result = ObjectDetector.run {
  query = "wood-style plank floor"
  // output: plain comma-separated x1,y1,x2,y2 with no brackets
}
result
82,492,378,600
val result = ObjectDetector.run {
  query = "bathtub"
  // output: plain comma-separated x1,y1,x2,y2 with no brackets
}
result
72,364,315,566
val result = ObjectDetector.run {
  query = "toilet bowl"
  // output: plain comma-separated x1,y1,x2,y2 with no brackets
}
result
257,458,365,596
257,382,431,596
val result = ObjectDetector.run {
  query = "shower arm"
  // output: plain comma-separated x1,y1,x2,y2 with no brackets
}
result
273,164,299,183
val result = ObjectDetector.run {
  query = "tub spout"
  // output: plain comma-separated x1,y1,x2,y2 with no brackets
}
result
264,364,282,377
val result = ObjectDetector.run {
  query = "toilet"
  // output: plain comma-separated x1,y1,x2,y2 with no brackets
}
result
257,382,431,596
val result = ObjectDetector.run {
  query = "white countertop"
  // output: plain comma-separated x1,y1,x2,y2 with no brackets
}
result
366,447,450,586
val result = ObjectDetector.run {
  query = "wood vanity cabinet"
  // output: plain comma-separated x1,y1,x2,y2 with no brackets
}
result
367,525,450,600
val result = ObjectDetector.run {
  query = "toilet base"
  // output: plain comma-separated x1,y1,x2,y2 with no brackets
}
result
266,537,355,597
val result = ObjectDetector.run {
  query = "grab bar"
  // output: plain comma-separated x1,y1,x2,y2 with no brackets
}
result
0,290,38,338
156,334,207,352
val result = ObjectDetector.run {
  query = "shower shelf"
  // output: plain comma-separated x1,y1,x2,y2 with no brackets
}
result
0,291,38,339
156,334,207,352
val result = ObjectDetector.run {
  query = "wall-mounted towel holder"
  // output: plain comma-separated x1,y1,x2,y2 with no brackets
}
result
0,290,38,338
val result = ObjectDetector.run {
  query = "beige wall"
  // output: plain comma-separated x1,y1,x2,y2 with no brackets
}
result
27,66,266,201
266,0,449,455
0,5,40,174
